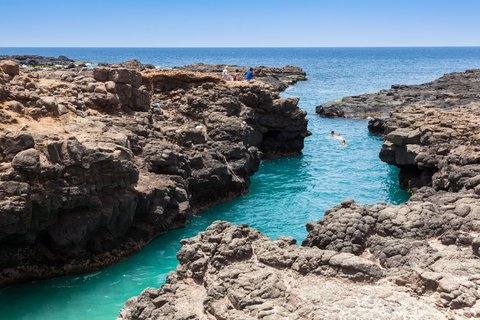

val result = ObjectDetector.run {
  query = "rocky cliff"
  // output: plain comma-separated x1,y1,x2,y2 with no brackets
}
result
121,69,480,319
0,60,309,286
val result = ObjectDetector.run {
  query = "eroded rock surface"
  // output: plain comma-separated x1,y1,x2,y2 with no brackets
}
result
120,221,447,320
316,69,480,119
178,63,307,91
305,70,480,318
121,69,480,319
381,104,480,192
0,60,309,285
304,191,480,317
0,55,76,67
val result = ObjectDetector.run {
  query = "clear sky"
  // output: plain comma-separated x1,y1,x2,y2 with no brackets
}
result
1,0,480,47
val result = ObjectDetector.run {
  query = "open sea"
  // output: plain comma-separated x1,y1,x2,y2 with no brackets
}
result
1,47,480,319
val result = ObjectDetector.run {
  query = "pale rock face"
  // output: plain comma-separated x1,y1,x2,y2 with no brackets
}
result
118,222,448,320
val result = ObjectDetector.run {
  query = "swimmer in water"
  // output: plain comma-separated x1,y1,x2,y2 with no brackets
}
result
342,139,347,146
331,130,344,141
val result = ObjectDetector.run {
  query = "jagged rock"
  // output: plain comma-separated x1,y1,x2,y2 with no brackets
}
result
0,55,75,67
367,117,385,134
316,69,480,119
0,131,35,161
0,62,309,285
302,189,480,318
178,63,307,91
121,68,480,319
5,101,25,114
119,222,446,320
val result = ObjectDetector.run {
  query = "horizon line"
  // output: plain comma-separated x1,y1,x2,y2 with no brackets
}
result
1,46,480,49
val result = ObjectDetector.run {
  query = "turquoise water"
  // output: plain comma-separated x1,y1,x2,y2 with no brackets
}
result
1,48,480,320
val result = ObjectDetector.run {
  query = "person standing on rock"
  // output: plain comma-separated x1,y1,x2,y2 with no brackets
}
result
245,67,254,80
234,69,242,81
222,66,232,81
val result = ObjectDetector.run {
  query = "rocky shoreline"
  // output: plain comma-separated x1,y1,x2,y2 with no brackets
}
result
0,55,79,68
177,64,307,91
315,69,480,119
0,58,309,286
120,69,480,319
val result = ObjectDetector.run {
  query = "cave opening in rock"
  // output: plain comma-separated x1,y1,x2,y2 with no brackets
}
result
398,165,436,191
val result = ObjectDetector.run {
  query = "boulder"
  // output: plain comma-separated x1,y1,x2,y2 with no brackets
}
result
0,60,19,76
0,132,35,160
11,148,40,175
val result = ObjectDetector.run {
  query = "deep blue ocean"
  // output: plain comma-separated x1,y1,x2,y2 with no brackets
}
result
1,47,480,320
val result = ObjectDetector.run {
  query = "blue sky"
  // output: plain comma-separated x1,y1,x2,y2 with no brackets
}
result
1,0,479,47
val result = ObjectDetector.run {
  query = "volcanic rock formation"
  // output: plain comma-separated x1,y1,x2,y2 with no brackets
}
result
315,69,480,119
0,60,309,285
178,64,307,91
120,69,480,319
119,221,450,320
0,55,77,68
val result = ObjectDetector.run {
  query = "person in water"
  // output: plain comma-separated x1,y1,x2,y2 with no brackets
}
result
245,68,254,80
342,139,347,146
331,130,343,139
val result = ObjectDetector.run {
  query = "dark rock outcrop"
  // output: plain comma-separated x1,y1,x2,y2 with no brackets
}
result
380,104,480,192
121,69,480,319
316,69,480,119
0,62,309,285
0,55,76,67
367,117,385,134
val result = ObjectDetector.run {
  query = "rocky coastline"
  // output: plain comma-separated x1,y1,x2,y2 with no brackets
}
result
120,69,480,319
0,58,309,286
0,55,78,68
177,64,307,91
315,69,480,120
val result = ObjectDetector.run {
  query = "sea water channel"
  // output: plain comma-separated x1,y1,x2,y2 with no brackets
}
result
1,47,480,319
